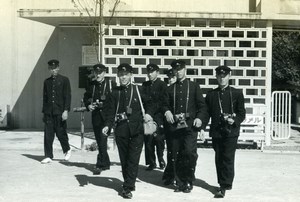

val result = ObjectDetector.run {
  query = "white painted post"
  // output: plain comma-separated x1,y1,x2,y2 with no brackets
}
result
265,20,273,146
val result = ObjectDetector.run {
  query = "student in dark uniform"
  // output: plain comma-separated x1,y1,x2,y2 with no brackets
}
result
162,68,177,185
83,63,116,175
41,59,72,164
142,63,167,171
102,63,154,199
204,65,246,198
163,60,208,193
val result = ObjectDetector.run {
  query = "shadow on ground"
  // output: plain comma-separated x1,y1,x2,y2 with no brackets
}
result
137,164,173,190
60,161,95,173
59,161,122,174
75,174,123,193
193,178,218,194
137,164,217,194
22,153,217,195
22,154,45,162
22,154,67,162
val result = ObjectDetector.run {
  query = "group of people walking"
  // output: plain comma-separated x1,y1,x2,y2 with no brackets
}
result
41,58,245,199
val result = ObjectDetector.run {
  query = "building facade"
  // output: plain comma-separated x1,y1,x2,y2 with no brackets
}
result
1,0,300,145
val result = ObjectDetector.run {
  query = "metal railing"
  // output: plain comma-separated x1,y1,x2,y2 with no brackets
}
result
271,91,291,140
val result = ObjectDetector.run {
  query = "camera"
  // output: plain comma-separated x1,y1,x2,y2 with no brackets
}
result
91,99,103,109
219,113,235,136
116,112,128,122
174,113,188,129
174,113,185,122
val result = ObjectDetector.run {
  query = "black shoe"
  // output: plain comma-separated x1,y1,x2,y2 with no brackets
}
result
121,189,133,199
146,164,156,171
214,188,226,198
174,187,181,192
159,160,166,169
182,182,193,193
173,182,183,193
163,178,174,186
93,167,102,175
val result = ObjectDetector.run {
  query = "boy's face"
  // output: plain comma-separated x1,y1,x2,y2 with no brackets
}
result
147,70,159,81
118,71,132,86
48,66,59,76
94,70,106,81
175,67,186,80
216,73,230,87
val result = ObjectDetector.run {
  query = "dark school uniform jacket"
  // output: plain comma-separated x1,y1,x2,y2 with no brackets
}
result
104,83,155,137
142,78,168,127
83,78,116,125
204,86,246,138
162,78,208,132
42,74,71,115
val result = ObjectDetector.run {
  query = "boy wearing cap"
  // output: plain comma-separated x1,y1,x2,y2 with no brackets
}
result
102,63,154,199
142,63,168,171
83,63,116,175
204,65,245,198
41,59,72,164
163,60,208,193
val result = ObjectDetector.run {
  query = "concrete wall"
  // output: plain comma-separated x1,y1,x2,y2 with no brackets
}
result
0,1,55,129
114,0,251,13
10,26,95,129
261,0,300,19
0,1,94,129
1,0,300,129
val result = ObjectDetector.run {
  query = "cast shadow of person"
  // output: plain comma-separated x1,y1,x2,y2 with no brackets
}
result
22,154,45,162
193,178,219,195
137,164,174,190
60,161,121,174
21,153,66,162
75,174,123,193
138,164,218,194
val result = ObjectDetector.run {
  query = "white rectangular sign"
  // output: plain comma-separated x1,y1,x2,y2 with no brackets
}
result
82,46,99,65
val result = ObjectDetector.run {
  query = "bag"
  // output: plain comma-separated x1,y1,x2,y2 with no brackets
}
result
135,85,157,135
144,120,158,135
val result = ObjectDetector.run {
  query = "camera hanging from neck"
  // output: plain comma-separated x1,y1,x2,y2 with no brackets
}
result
218,87,234,115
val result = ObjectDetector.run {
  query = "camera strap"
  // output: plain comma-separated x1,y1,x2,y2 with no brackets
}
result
128,84,134,109
114,90,121,122
102,81,107,97
173,79,189,114
218,86,234,114
136,85,145,117
116,84,133,113
109,79,112,92
92,80,107,101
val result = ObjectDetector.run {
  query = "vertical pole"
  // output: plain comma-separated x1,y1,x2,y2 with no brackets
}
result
80,99,85,150
288,92,291,138
99,0,104,63
265,20,273,146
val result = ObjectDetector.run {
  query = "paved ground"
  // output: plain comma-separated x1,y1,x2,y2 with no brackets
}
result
0,130,300,202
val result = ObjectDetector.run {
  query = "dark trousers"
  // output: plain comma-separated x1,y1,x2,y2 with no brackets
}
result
172,128,198,183
212,136,238,187
93,123,110,168
115,125,144,190
44,114,70,159
162,129,175,180
144,127,165,166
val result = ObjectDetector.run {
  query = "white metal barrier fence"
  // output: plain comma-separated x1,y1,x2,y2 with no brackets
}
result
271,91,291,140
